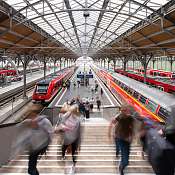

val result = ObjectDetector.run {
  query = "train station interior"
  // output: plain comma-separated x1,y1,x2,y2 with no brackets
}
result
0,0,175,174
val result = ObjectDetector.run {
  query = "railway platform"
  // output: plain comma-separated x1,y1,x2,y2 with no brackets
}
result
0,66,155,175
0,68,60,124
0,68,59,96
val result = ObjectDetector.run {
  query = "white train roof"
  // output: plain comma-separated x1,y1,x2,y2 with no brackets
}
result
110,71,175,110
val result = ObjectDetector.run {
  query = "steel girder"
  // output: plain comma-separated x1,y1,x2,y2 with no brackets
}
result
63,0,82,54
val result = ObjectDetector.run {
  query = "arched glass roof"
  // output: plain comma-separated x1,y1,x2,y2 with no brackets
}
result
3,0,170,56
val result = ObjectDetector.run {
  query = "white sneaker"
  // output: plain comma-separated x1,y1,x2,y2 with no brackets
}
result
68,164,75,174
61,156,66,160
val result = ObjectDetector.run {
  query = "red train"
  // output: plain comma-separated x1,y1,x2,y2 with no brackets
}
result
133,68,175,79
115,69,175,93
32,68,75,103
149,69,175,78
94,66,175,123
0,69,17,76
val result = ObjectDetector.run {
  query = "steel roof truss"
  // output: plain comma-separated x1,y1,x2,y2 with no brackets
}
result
63,0,82,54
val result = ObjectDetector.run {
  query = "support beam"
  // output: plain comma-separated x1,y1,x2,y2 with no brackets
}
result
64,0,82,53
19,55,30,98
140,54,153,83
43,57,47,79
88,0,110,52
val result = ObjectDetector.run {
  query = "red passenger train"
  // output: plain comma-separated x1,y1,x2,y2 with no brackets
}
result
115,69,175,93
0,69,17,76
94,66,175,123
135,68,175,78
32,68,75,103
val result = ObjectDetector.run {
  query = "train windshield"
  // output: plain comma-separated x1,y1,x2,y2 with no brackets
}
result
36,85,48,93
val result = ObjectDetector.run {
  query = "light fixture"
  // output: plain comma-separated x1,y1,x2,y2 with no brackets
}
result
83,11,90,18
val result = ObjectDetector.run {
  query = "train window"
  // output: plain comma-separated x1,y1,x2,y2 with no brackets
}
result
116,80,120,85
133,91,139,99
115,80,119,85
120,83,124,89
36,85,48,93
139,95,147,104
118,81,121,86
146,100,158,113
114,79,118,84
123,85,128,91
127,88,133,95
157,107,169,120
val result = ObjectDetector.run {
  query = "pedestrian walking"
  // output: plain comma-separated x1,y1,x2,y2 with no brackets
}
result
79,100,86,119
100,88,103,96
108,106,134,175
77,80,80,88
73,81,76,88
95,83,98,93
55,105,81,169
14,104,53,175
84,101,90,119
96,96,101,111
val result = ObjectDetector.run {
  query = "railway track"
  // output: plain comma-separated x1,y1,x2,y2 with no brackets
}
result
0,84,35,108
0,68,57,107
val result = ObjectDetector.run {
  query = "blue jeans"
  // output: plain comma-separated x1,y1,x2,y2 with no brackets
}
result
115,138,130,169
28,146,48,175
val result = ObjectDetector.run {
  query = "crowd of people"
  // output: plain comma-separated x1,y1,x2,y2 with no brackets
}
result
11,72,175,175
12,102,175,175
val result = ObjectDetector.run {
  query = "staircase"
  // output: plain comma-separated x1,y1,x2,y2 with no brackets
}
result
0,117,154,174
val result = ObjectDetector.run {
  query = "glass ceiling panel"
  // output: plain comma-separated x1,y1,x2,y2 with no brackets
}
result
4,0,170,55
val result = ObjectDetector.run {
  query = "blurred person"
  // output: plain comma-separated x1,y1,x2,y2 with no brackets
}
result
84,101,90,119
70,97,76,105
60,100,71,113
55,105,81,169
77,80,80,88
14,104,53,175
73,81,76,88
79,100,86,119
66,80,71,89
108,105,134,175
62,81,67,88
146,107,175,175
95,83,98,93
90,103,94,112
96,97,101,111
75,95,81,105
138,117,155,159
85,78,88,87
91,86,95,96
100,88,103,96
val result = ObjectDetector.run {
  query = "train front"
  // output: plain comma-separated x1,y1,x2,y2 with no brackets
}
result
32,79,51,103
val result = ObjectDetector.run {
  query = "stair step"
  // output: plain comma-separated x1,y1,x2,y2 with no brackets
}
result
9,159,150,166
0,115,153,174
18,154,147,160
0,165,153,173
